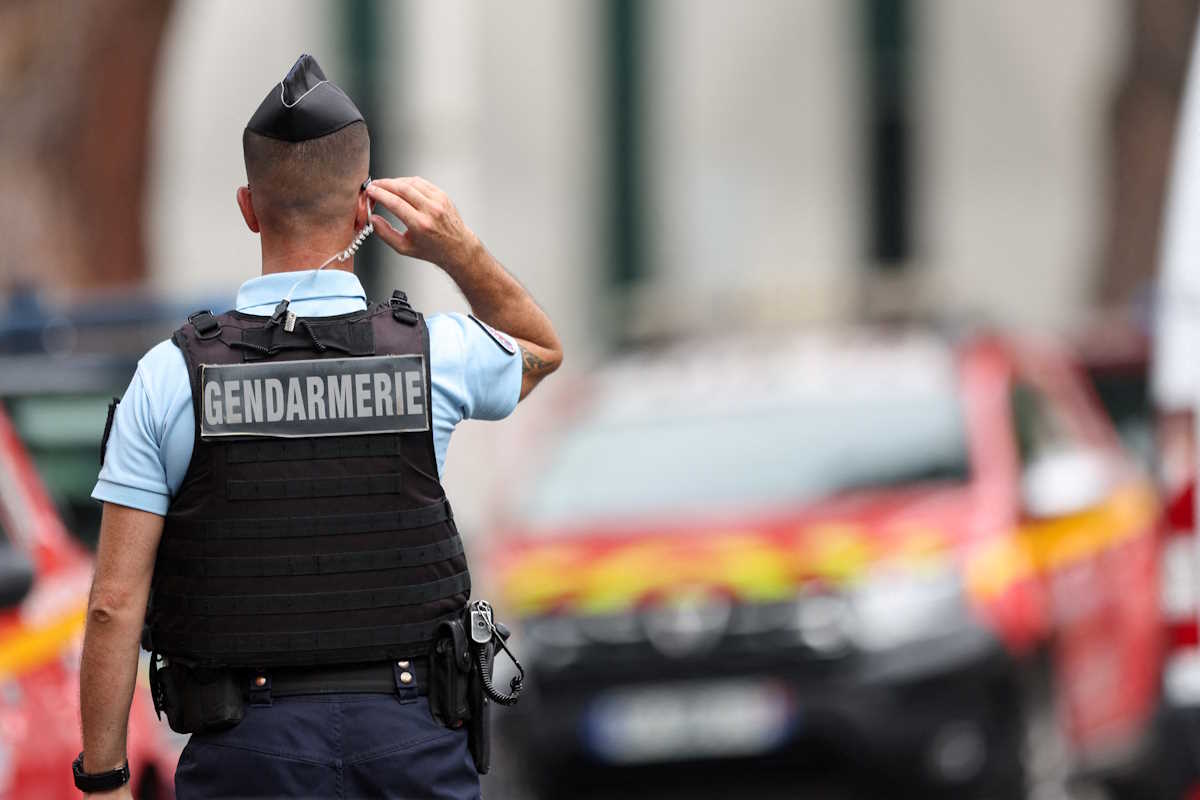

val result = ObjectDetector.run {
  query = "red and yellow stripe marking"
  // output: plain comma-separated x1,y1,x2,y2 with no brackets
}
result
966,483,1159,600
499,482,1161,617
0,605,86,679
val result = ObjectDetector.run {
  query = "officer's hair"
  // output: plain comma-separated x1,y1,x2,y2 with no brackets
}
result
242,121,370,233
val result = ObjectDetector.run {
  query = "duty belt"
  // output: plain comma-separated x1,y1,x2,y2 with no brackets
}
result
241,659,430,699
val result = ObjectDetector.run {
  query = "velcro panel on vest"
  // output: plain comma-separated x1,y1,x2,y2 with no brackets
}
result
156,532,464,577
225,436,403,463
199,354,428,439
153,571,471,616
162,499,453,540
227,473,406,500
150,615,460,666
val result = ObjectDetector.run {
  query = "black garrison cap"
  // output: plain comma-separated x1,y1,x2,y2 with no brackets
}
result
245,54,364,142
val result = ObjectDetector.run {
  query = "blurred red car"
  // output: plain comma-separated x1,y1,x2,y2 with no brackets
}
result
0,405,176,799
487,329,1164,799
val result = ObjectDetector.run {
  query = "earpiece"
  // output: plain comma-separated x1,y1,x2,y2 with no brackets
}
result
328,177,375,263
335,217,374,263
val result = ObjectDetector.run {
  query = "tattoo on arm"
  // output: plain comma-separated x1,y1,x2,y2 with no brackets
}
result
520,344,553,376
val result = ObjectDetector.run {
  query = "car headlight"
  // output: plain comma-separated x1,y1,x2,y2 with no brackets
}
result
850,568,970,652
792,593,856,656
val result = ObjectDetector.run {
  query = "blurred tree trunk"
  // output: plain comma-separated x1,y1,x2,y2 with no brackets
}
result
0,0,171,296
1099,0,1198,306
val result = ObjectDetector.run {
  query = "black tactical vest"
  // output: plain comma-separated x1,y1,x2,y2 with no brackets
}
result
144,293,470,668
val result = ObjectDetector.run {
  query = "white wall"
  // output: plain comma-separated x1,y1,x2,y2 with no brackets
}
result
643,0,862,331
918,0,1126,330
148,0,1132,329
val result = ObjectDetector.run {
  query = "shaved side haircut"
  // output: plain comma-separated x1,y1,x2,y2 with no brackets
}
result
242,121,370,233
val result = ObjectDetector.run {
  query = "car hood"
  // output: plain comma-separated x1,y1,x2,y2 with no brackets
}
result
489,482,993,617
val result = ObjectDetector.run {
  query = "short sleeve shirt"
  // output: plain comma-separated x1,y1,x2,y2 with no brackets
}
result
91,270,522,515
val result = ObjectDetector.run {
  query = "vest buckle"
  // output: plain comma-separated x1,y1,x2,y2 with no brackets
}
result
390,290,419,326
187,310,222,340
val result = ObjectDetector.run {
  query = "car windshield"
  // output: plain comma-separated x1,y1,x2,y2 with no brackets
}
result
522,353,970,528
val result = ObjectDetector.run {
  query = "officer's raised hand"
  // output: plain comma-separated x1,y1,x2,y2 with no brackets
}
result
367,177,482,273
368,176,563,399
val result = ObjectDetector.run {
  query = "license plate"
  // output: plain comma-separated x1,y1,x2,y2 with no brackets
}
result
583,679,796,764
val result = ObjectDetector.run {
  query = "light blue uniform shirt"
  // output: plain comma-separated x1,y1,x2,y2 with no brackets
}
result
92,270,522,515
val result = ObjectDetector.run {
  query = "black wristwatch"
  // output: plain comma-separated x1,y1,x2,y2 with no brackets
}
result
72,752,130,793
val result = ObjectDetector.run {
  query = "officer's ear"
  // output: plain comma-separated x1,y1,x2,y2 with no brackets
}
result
236,186,261,234
354,187,370,233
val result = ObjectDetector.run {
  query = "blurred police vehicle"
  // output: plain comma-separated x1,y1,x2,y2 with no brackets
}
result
485,329,1163,800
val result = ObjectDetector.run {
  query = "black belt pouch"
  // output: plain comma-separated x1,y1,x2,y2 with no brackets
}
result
428,614,493,773
429,617,472,728
151,656,245,734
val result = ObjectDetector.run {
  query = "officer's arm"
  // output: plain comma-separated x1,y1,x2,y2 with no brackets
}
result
367,177,563,399
79,503,163,777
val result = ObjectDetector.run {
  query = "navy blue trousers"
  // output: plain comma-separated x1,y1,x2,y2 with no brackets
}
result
173,693,480,799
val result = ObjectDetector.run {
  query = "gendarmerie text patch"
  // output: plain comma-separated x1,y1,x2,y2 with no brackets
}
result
199,355,429,439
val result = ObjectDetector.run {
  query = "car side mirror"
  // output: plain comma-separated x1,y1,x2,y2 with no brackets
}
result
1020,447,1113,520
0,547,35,609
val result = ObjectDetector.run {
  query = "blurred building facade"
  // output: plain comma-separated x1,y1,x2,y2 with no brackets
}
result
144,0,1154,334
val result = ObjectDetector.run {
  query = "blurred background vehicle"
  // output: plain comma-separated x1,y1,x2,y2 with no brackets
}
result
0,396,177,799
484,328,1163,799
5,0,1200,798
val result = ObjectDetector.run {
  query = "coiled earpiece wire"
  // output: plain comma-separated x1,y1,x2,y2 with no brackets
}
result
271,177,376,332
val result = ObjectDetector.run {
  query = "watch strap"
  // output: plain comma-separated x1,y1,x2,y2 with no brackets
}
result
72,752,130,792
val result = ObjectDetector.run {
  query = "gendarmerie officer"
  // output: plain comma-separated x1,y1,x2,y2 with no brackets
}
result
76,54,561,800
